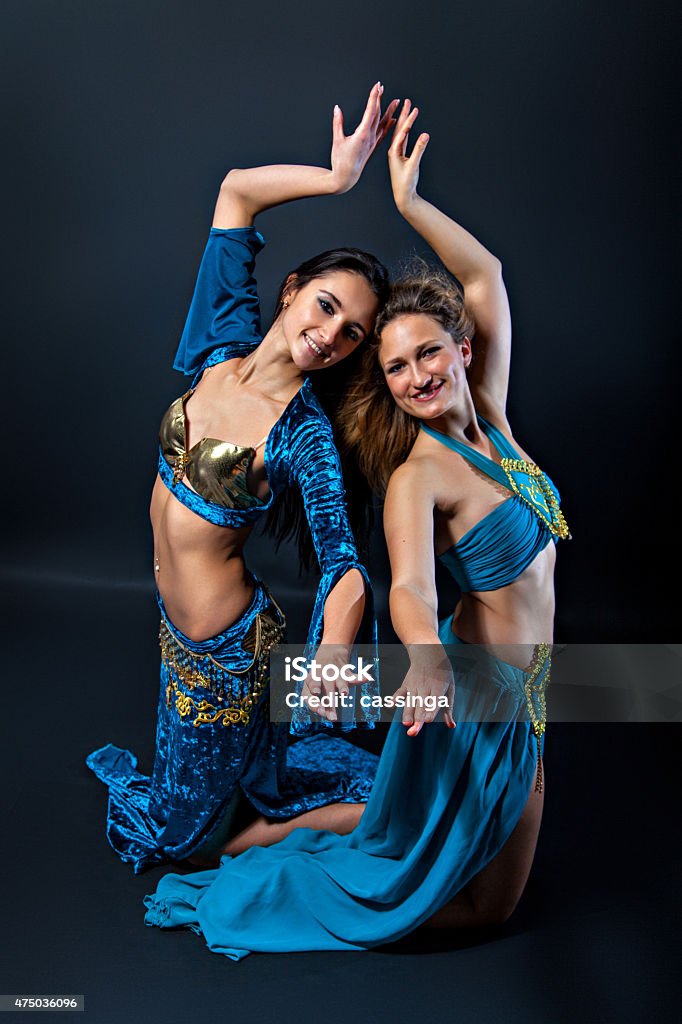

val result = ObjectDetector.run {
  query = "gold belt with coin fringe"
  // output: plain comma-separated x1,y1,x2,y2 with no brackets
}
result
159,601,285,728
524,643,551,793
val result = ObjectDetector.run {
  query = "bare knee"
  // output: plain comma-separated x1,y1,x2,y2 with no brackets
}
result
424,887,520,931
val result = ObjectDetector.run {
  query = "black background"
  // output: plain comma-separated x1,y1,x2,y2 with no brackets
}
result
1,2,679,1022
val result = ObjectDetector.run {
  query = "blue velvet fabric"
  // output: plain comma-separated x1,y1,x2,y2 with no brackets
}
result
155,374,374,660
174,227,266,374
161,227,378,673
86,581,378,874
422,416,561,593
143,621,537,957
86,228,379,873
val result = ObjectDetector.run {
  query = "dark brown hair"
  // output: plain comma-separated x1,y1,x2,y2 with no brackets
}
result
264,248,390,570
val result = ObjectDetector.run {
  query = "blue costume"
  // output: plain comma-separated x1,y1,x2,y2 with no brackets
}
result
143,414,569,956
86,227,378,874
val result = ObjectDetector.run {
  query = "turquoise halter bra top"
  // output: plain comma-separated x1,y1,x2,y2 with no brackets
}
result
422,416,570,593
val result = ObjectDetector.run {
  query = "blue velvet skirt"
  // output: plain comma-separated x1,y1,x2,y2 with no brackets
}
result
86,581,378,874
142,618,543,956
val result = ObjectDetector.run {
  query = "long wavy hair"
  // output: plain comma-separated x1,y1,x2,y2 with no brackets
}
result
338,260,475,497
262,248,390,571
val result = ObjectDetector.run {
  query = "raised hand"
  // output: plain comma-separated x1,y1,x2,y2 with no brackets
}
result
330,83,400,195
387,98,430,212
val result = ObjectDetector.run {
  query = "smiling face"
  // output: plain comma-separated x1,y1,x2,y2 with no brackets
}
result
379,313,472,419
280,271,379,371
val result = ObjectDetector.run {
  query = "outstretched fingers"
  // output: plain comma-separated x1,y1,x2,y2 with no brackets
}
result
406,698,436,737
389,99,423,159
358,81,384,133
336,85,400,155
376,98,401,143
444,682,457,729
389,98,414,154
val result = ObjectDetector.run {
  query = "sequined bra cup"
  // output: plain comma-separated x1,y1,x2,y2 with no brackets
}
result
421,416,570,593
151,225,380,729
159,388,267,512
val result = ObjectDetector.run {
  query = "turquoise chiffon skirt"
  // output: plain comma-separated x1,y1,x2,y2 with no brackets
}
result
143,619,539,958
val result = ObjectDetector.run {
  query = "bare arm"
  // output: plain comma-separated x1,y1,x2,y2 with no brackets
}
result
387,100,512,419
384,462,456,735
384,462,440,647
301,569,367,722
214,83,399,228
320,568,365,648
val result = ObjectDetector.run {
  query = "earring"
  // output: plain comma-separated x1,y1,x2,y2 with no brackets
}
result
282,298,290,309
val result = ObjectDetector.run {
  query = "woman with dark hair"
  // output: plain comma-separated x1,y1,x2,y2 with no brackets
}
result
143,99,570,957
86,83,398,874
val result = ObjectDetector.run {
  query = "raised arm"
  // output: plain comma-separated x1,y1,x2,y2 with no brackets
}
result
387,100,512,419
214,83,399,228
175,85,398,377
384,462,455,735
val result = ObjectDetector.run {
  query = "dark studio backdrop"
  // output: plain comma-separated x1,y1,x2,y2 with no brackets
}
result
1,2,679,1023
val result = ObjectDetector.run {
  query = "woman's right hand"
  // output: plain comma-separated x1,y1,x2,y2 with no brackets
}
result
392,644,456,737
387,98,430,213
213,84,397,227
330,83,399,194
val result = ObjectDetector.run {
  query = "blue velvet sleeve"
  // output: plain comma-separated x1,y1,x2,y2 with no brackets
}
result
173,226,266,376
285,395,379,732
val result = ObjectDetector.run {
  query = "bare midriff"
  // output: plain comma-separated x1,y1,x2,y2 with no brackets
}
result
450,542,556,669
150,475,259,642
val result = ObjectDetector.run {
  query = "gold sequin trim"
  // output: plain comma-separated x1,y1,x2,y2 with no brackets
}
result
500,457,571,540
170,451,192,485
159,600,285,728
524,643,551,793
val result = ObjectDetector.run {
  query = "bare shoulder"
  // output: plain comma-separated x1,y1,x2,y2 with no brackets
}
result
387,454,436,495
190,356,243,393
404,433,470,513
383,456,437,532
387,450,450,512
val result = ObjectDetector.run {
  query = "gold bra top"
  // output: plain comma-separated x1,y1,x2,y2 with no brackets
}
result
159,390,267,510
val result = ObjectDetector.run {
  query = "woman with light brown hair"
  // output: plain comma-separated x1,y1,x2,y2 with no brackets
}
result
341,96,570,926
143,98,570,956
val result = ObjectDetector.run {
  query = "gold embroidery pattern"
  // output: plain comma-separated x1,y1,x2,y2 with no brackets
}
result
500,458,571,540
159,602,285,728
524,643,551,793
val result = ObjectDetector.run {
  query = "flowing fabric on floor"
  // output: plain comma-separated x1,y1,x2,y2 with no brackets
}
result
86,227,380,873
86,581,378,874
143,619,540,957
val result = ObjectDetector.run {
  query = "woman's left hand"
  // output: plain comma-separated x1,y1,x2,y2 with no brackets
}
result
330,82,399,194
387,98,430,212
